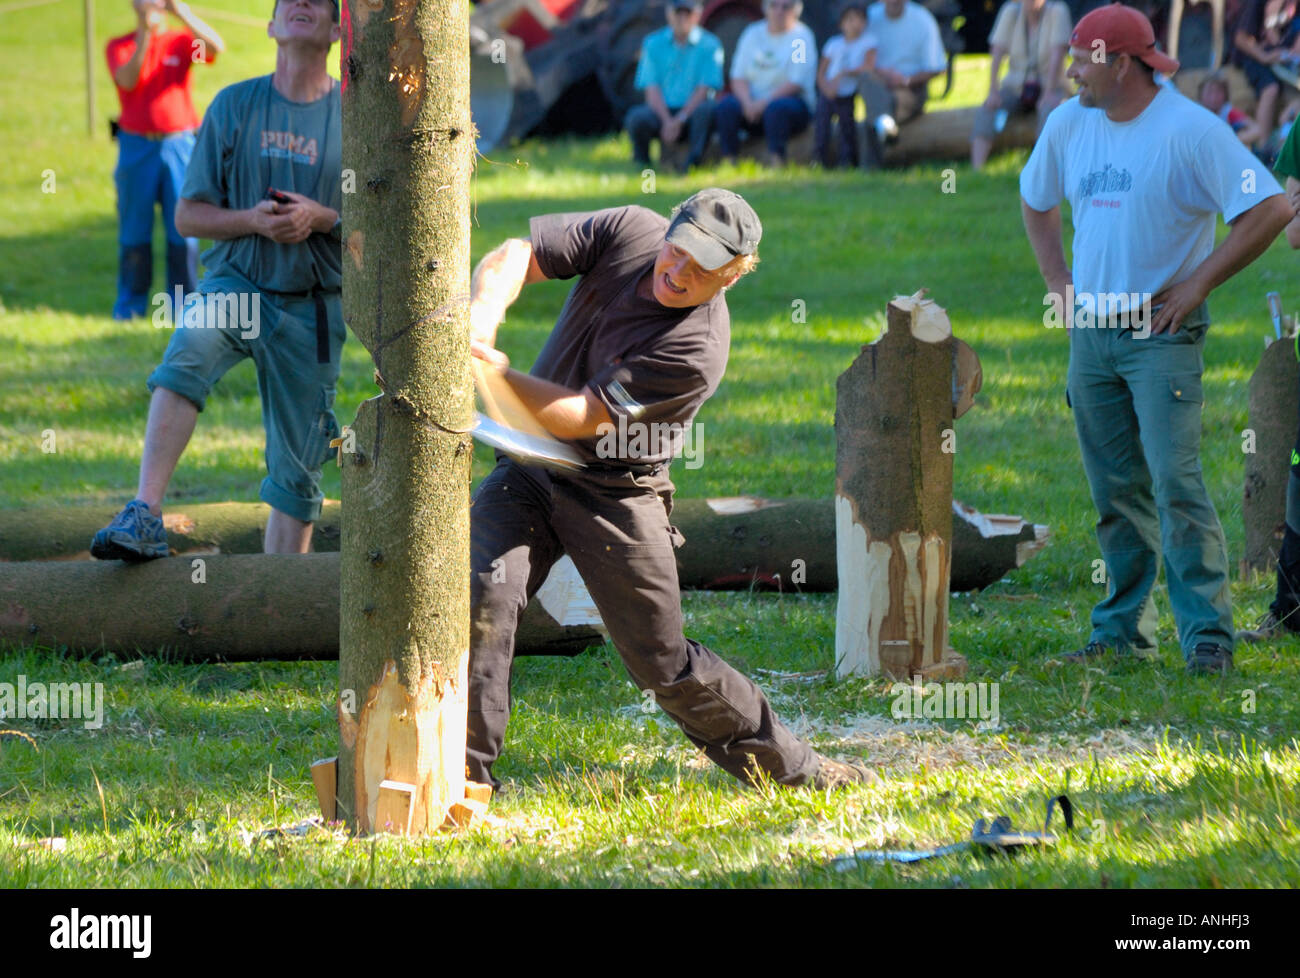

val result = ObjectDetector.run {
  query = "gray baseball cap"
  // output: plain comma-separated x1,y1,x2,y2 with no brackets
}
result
665,188,762,271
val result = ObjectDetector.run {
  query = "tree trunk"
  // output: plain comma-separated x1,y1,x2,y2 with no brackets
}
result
1243,336,1299,573
0,554,600,660
0,498,1049,592
337,0,475,835
834,294,967,681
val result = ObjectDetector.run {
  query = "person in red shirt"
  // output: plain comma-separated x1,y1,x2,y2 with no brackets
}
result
106,0,223,319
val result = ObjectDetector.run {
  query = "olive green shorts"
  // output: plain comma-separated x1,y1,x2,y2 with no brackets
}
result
146,272,344,523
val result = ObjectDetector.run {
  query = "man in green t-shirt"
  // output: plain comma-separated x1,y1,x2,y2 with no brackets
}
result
1242,124,1300,642
92,0,344,561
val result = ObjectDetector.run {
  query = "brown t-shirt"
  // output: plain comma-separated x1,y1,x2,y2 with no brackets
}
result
528,205,730,468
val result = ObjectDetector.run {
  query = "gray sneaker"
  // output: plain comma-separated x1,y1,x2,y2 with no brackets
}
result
1236,610,1300,644
808,754,876,790
90,499,169,562
1059,640,1153,664
1059,640,1115,663
1186,643,1234,676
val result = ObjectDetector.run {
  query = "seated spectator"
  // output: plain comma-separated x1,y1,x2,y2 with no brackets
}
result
969,0,1070,170
1231,0,1300,154
715,0,818,167
1198,71,1251,137
860,0,946,166
624,1,724,173
815,2,877,168
106,0,224,320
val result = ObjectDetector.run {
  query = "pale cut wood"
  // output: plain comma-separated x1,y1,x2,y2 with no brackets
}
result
374,780,417,836
311,757,338,822
464,781,493,804
353,660,468,836
447,797,488,828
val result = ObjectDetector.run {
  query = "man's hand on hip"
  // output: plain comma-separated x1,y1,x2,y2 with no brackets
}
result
1150,275,1210,335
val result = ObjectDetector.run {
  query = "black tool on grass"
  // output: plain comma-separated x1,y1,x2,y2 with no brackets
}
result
832,794,1075,868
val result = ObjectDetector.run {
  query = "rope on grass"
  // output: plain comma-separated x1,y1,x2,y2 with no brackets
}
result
0,729,38,750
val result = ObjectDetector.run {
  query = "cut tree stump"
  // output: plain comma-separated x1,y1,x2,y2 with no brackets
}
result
1243,334,1300,574
834,293,970,681
0,553,602,660
0,498,1048,594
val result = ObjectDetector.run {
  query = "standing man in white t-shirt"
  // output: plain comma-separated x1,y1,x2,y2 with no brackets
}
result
1020,4,1293,675
714,0,817,166
860,0,946,165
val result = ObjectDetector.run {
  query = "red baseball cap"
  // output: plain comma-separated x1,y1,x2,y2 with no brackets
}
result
1070,3,1179,75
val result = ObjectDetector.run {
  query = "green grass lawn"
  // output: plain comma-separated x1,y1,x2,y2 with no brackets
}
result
2,1,1299,888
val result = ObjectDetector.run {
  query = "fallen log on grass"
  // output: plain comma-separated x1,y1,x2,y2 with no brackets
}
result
0,497,1048,592
0,553,602,661
880,105,1039,167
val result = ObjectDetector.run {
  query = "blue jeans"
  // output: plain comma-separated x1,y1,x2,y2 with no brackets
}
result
113,130,199,320
624,100,715,167
814,93,858,167
714,93,811,158
1065,305,1234,658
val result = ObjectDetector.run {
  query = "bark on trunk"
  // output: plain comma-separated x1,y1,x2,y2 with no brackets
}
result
834,294,968,680
337,0,475,835
1244,336,1300,573
0,498,1049,592
0,554,599,660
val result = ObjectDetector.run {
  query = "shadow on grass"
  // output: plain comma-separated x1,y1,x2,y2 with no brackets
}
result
0,214,124,317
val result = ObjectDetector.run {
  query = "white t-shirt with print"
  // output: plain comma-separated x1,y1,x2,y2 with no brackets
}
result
822,32,878,97
730,20,818,108
1020,87,1283,306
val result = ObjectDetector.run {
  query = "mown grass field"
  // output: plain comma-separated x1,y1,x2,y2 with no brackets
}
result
2,1,1298,888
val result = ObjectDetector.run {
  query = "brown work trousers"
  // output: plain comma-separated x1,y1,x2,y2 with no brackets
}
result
465,457,819,789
